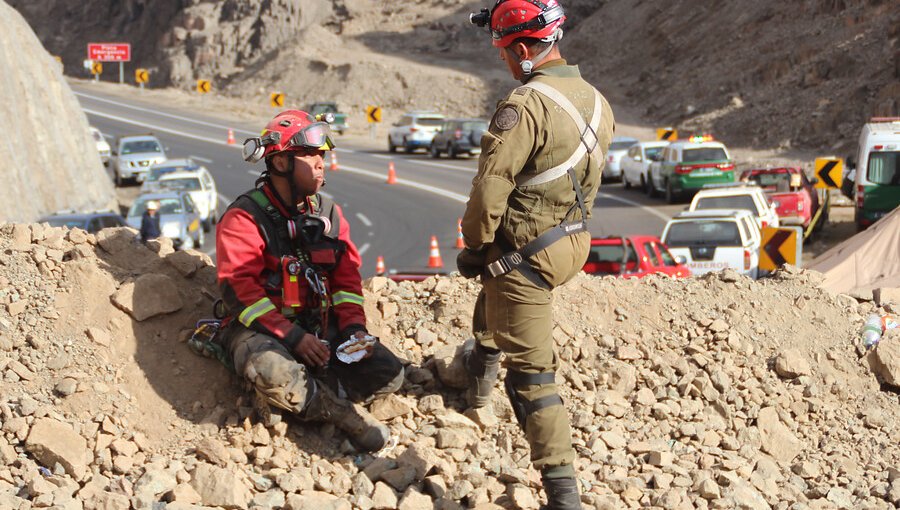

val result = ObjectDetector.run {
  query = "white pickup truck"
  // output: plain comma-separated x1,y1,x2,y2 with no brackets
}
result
661,209,762,278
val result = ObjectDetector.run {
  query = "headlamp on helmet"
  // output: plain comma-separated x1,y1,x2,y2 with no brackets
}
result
469,8,491,27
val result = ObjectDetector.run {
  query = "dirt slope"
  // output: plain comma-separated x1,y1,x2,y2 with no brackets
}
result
0,1,115,222
1,221,899,508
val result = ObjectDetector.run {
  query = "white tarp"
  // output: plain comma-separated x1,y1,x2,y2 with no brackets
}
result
809,207,900,294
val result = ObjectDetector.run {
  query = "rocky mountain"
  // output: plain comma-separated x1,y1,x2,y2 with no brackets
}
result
8,0,900,150
0,1,115,222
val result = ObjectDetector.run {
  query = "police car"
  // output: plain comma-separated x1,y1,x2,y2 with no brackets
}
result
661,209,761,279
647,135,736,203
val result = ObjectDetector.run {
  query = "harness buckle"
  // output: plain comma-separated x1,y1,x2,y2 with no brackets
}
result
486,258,510,278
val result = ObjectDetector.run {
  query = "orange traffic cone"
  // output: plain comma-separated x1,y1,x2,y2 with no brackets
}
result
329,152,339,171
386,161,397,184
227,128,236,145
427,236,443,268
375,256,386,276
455,218,465,249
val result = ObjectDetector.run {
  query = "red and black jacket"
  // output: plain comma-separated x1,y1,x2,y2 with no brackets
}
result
216,183,366,349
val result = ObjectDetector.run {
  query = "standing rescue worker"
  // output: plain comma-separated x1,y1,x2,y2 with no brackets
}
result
216,110,404,452
140,200,161,242
457,1,615,508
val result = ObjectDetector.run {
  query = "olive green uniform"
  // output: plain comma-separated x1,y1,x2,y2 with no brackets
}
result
461,60,615,472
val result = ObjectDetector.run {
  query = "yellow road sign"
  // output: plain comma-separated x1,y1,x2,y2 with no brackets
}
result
657,127,677,141
759,227,799,271
197,79,212,94
366,105,382,124
270,93,285,108
814,157,843,189
135,69,149,84
91,62,103,75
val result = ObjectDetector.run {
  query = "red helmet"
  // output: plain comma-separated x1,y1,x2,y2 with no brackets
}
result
487,0,566,48
242,110,335,163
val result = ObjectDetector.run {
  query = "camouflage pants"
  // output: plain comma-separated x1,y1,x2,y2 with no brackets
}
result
473,236,588,471
225,324,404,414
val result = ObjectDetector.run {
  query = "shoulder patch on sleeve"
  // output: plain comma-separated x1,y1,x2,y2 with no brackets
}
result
512,87,528,96
492,106,520,131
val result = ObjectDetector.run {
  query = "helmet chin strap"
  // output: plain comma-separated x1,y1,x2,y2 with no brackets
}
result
265,155,303,216
516,28,563,80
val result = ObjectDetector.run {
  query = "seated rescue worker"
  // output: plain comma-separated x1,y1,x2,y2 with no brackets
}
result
215,110,404,451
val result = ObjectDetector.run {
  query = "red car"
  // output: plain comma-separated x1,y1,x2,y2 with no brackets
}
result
739,167,828,230
583,236,691,278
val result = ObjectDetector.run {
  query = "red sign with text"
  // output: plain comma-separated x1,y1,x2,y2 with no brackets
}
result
87,43,131,62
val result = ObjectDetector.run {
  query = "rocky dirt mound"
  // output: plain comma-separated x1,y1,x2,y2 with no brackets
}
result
1,222,900,509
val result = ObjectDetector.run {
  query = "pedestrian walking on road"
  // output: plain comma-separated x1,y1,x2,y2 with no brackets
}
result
215,110,404,451
456,1,616,507
139,200,161,242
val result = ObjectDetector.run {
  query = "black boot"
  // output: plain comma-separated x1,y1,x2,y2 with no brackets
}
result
541,476,582,510
301,382,389,452
462,340,502,408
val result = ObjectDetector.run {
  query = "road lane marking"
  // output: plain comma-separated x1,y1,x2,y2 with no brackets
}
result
358,243,370,256
355,213,372,227
368,153,476,173
338,164,468,204
596,192,671,222
190,155,214,163
77,92,258,136
85,108,239,146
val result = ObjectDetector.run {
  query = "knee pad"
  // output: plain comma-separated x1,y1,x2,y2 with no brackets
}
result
504,370,564,431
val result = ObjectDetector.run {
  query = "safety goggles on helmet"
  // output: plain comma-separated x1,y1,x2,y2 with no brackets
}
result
470,1,565,42
242,121,335,163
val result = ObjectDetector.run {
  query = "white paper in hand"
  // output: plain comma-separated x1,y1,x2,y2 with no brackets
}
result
336,335,376,364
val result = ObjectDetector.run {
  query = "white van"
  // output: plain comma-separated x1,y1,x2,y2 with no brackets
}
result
661,209,761,278
689,183,780,229
853,118,900,230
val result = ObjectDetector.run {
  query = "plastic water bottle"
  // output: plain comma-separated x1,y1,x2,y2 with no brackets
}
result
862,314,883,349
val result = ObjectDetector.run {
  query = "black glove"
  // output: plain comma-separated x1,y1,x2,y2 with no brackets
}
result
457,248,486,279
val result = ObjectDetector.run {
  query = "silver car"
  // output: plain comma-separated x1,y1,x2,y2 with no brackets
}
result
110,135,167,186
126,191,204,250
603,136,639,182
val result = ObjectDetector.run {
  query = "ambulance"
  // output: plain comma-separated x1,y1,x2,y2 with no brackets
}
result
854,118,900,230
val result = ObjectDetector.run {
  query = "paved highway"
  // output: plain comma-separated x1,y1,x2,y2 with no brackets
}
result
74,83,683,277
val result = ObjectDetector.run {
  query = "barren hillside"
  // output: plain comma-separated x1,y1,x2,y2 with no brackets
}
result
10,0,899,150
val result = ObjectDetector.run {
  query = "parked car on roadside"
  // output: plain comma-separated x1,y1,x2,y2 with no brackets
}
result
110,134,167,186
661,209,761,279
583,236,691,279
307,102,349,135
739,167,827,230
155,169,219,232
688,183,780,230
126,191,204,250
603,136,639,182
621,141,669,191
141,158,205,193
430,118,489,159
39,211,125,234
388,112,445,153
647,135,735,203
90,127,111,165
